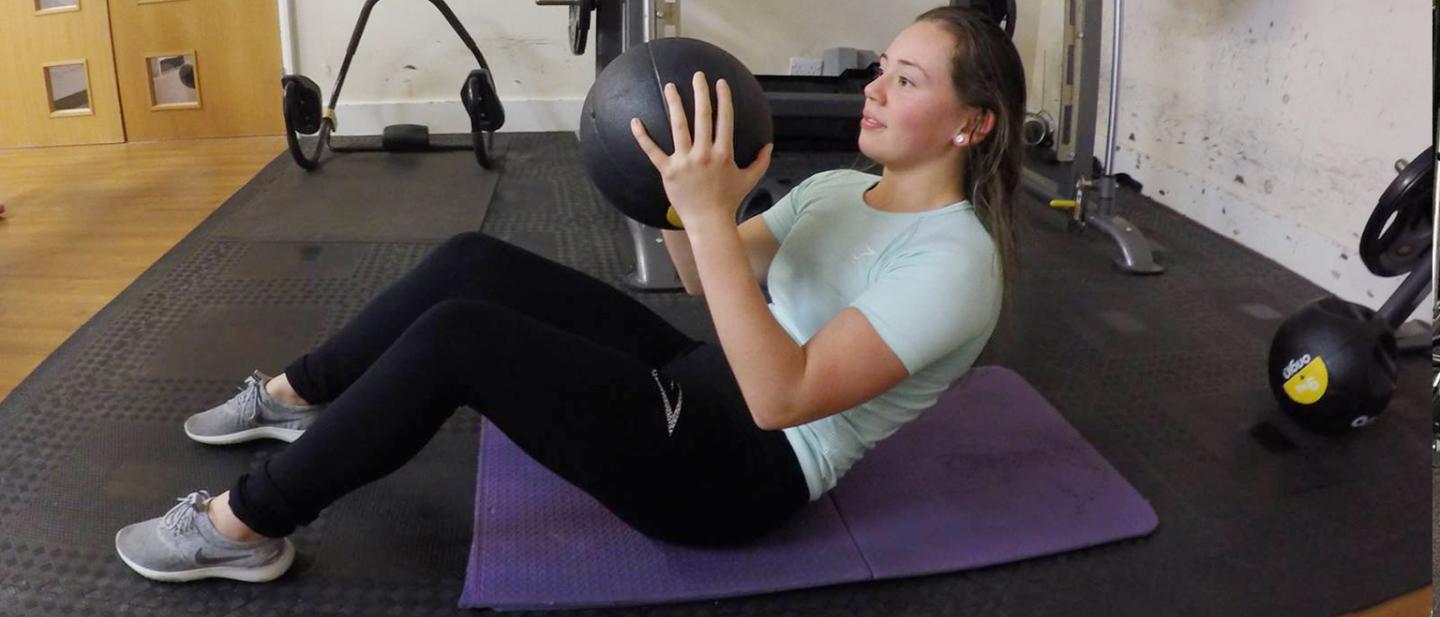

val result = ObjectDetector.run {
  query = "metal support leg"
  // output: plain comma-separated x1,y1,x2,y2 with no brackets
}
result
1084,212,1165,274
1084,0,1163,275
615,0,683,291
1085,175,1164,274
623,219,682,290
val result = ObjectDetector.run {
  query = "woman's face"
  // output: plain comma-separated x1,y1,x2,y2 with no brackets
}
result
859,21,968,169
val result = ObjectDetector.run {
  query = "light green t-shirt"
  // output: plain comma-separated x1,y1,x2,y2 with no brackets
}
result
761,169,1003,501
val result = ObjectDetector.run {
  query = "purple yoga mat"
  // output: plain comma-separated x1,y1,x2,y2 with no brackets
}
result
460,366,1158,611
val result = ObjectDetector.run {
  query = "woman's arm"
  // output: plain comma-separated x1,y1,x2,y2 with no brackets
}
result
686,214,804,430
661,229,704,296
663,216,780,297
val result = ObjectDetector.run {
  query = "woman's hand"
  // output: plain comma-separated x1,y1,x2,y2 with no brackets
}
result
630,71,773,232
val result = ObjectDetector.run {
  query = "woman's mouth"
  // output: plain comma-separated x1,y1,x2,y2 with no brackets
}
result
861,115,885,130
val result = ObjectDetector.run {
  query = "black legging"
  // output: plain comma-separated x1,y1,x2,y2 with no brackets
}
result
226,232,810,547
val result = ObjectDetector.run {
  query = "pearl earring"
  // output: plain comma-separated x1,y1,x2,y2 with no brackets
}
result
954,134,967,145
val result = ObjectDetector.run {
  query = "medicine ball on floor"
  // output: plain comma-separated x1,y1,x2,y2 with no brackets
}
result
1268,297,1398,434
579,37,774,230
1267,147,1434,435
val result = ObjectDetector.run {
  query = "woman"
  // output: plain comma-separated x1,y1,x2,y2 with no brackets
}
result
114,5,1024,583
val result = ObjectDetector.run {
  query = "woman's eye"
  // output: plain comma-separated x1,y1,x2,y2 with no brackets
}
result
899,77,912,87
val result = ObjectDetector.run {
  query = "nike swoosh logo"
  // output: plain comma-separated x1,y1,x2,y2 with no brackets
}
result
194,549,251,566
650,370,683,437
253,409,310,426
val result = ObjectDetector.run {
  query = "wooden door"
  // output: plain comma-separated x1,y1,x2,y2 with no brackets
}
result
107,0,283,141
0,0,126,148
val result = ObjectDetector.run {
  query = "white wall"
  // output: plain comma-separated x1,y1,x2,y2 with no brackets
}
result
679,1,929,74
1084,1,1431,322
289,0,594,133
287,0,935,134
285,0,1432,321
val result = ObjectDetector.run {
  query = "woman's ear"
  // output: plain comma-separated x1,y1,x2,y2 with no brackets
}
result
954,109,998,147
978,109,997,137
967,109,997,145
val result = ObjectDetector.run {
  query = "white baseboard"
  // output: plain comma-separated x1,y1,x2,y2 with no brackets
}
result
331,97,585,136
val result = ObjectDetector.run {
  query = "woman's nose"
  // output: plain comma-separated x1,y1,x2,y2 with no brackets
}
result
863,78,884,102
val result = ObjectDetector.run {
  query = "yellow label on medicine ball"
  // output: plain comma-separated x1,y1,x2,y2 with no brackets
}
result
1281,356,1329,405
665,206,684,228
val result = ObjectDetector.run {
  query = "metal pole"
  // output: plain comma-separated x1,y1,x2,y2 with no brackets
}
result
641,0,655,41
1102,0,1122,175
1376,257,1433,328
276,0,298,74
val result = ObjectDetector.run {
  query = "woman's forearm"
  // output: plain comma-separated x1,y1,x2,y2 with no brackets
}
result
661,229,704,296
685,212,804,430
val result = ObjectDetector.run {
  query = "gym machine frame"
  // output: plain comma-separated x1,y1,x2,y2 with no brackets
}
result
538,0,684,289
1022,0,1164,275
280,0,504,171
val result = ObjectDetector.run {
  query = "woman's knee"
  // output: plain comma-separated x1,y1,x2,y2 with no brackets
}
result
435,231,496,261
412,298,497,336
433,231,544,280
407,299,540,359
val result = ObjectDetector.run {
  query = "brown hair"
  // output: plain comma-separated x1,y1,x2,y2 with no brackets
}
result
915,5,1027,310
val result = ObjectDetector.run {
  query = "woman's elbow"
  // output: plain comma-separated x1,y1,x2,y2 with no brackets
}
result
751,405,796,431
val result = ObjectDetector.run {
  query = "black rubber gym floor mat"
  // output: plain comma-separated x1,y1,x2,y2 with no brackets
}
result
1433,468,1439,615
0,132,1427,616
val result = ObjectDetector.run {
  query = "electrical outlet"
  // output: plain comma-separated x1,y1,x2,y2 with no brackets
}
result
788,57,823,76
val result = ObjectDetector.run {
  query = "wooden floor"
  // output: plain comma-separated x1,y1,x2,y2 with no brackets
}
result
0,136,287,401
0,137,1430,615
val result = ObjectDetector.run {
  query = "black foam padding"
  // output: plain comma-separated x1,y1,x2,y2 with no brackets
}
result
0,132,1427,616
381,124,431,152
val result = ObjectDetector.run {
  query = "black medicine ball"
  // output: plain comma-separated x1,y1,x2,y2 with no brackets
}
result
1266,296,1399,434
579,38,774,230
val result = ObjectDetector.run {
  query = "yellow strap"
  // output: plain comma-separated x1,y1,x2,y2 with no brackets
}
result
665,206,684,229
1049,199,1077,209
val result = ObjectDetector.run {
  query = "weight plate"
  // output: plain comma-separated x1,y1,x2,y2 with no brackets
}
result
1360,146,1434,276
569,0,594,55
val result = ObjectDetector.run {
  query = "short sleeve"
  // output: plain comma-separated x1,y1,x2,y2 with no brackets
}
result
848,249,999,375
761,171,834,244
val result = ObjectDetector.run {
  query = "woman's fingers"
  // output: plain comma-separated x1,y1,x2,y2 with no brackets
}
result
630,118,669,172
743,142,774,184
713,78,733,158
663,82,692,154
640,73,744,174
691,72,712,150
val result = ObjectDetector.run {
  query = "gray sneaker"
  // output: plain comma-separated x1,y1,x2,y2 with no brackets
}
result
114,490,295,583
184,370,323,445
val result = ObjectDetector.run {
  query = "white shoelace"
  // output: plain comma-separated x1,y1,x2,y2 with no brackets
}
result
232,372,268,423
159,490,212,536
